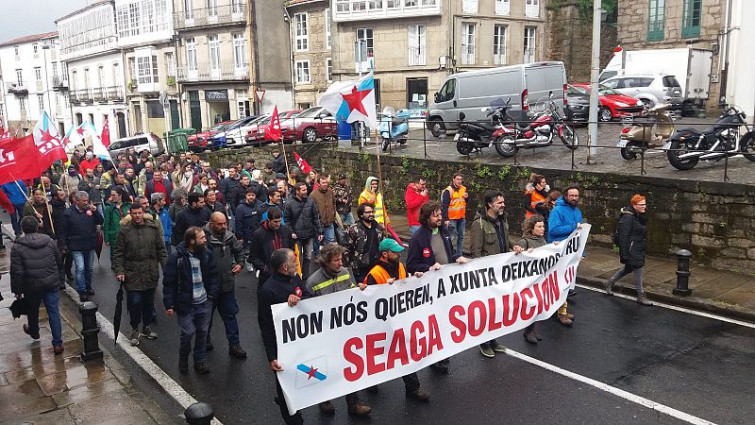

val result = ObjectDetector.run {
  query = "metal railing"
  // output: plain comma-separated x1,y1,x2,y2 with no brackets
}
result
176,65,249,83
174,4,246,30
71,86,124,104
5,82,28,94
52,76,69,89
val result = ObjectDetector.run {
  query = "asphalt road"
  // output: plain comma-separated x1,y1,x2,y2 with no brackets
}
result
78,248,755,425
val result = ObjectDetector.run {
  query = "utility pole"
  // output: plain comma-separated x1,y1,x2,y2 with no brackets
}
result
587,0,602,164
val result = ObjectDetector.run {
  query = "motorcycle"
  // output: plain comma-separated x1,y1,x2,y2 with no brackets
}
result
454,101,508,155
494,99,579,158
666,105,755,170
617,103,675,160
379,106,410,151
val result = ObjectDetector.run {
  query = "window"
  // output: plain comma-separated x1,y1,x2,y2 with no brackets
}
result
184,0,193,19
208,0,218,16
232,0,244,14
436,78,455,103
648,0,665,41
326,58,332,82
524,27,536,63
356,28,374,58
233,34,246,68
461,24,475,65
128,57,137,80
33,43,39,55
295,13,308,51
14,46,19,58
38,95,45,113
336,0,349,12
368,1,383,10
209,35,220,71
186,38,197,71
324,9,332,49
525,0,539,18
405,0,417,6
493,25,507,65
15,69,23,85
408,25,426,66
35,68,42,82
137,57,152,84
352,0,366,11
462,0,477,13
62,63,68,82
129,3,139,36
20,98,26,113
296,60,310,84
682,0,701,38
113,63,121,88
495,0,510,15
165,52,176,77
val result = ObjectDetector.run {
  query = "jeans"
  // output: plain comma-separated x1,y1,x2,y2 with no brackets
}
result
207,290,240,346
178,301,211,363
409,225,421,235
322,223,335,244
71,250,95,295
448,218,466,256
10,203,26,236
339,212,355,226
275,372,303,424
296,238,314,281
164,241,172,255
126,288,155,331
608,265,645,292
25,289,62,347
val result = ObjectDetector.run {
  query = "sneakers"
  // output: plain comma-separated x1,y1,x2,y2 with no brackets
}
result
479,344,495,358
524,332,538,344
194,361,210,375
179,358,189,374
406,388,430,402
53,345,64,355
318,401,335,415
604,280,614,296
637,292,653,306
347,400,372,416
229,345,247,359
129,329,140,346
557,314,573,327
23,324,40,340
141,327,158,340
489,340,506,353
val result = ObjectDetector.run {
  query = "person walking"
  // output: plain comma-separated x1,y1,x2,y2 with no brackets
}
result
201,188,226,223
310,173,337,245
203,212,248,358
58,165,81,198
333,174,354,226
249,208,293,289
78,167,104,217
162,226,220,375
22,188,54,237
103,187,132,249
112,203,167,346
150,193,173,254
346,203,384,283
173,192,207,246
441,173,469,256
11,216,64,354
304,243,372,417
358,176,402,243
144,170,173,204
516,215,549,343
469,191,522,357
547,186,583,325
60,191,104,302
523,173,549,219
1,180,29,238
284,182,323,281
405,176,429,235
234,188,263,250
50,188,71,287
258,248,310,425
604,195,652,306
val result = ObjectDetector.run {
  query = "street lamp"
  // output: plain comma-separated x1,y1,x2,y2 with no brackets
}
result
587,1,605,164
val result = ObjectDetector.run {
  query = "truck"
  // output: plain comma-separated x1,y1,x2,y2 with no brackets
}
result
600,47,713,115
426,61,567,137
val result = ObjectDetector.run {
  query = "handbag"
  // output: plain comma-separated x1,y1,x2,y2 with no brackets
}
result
10,297,29,319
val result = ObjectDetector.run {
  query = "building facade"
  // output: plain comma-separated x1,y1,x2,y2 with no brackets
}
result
57,0,129,140
0,32,73,134
722,0,755,121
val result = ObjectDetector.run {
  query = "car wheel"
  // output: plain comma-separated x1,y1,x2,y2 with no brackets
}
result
428,118,445,138
639,98,655,108
302,127,317,143
599,107,613,122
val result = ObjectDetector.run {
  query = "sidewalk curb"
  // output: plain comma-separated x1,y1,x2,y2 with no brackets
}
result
577,275,755,325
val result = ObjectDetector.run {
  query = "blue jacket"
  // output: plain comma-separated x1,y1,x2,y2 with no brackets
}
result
1,181,28,206
162,242,220,315
406,225,459,273
547,197,583,242
153,207,172,243
60,205,105,251
235,199,263,241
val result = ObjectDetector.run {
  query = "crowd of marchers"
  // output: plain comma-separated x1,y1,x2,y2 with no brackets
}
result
4,148,652,424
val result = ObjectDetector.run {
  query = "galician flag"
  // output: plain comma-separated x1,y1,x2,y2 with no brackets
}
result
32,111,68,167
319,71,378,129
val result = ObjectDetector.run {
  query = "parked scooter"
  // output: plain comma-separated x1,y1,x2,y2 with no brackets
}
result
617,103,675,160
379,107,410,151
454,101,508,155
494,98,579,157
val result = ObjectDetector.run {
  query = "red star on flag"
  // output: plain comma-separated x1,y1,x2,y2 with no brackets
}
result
306,366,319,380
77,126,85,136
40,128,58,144
342,86,370,117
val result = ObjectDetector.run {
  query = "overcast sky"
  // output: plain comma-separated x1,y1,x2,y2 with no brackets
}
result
0,0,89,44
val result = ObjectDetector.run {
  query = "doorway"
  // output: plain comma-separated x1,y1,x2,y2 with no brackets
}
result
189,91,202,131
116,112,127,138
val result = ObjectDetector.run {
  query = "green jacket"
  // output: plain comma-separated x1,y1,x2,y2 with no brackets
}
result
112,218,167,291
103,202,131,245
469,211,511,258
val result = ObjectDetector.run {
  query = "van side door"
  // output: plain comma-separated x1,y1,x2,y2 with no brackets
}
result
433,78,457,122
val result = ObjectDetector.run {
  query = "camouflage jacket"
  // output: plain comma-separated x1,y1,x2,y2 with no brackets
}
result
333,183,354,214
346,219,384,271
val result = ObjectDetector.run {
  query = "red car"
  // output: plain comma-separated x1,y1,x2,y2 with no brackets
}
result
572,83,645,122
245,109,301,146
281,107,337,143
188,121,234,152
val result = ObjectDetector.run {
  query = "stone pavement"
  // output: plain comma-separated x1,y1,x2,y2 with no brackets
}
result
0,263,177,425
387,214,755,323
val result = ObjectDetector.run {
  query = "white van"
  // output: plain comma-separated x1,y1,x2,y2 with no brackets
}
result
108,133,165,158
427,62,568,136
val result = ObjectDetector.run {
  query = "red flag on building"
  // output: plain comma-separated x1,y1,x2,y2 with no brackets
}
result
265,106,282,141
293,151,311,174
101,117,111,147
0,135,41,185
32,112,67,170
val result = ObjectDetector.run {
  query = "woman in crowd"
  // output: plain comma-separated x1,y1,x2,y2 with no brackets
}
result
517,215,549,343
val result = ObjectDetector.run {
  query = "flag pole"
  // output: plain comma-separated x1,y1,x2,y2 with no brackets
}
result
40,174,56,236
279,141,295,185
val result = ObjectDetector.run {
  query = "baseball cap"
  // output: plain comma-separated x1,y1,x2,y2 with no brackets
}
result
379,238,404,253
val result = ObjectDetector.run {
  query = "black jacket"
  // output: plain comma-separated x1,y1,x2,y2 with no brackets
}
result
50,199,67,242
406,225,458,273
162,242,220,314
10,233,62,294
201,202,226,224
173,206,206,245
248,222,293,273
203,225,244,293
220,176,241,204
258,271,311,362
616,205,648,268
235,199,263,241
60,205,104,251
284,196,322,240
272,154,286,174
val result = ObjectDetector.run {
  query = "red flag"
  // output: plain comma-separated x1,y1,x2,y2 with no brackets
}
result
0,189,14,214
265,106,282,141
0,135,41,185
32,112,67,171
101,117,111,148
293,151,311,174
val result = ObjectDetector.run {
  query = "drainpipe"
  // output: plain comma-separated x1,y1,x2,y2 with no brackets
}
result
248,0,258,114
283,6,295,107
719,0,733,107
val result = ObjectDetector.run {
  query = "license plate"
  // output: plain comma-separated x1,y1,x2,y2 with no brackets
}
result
454,133,461,141
616,139,629,148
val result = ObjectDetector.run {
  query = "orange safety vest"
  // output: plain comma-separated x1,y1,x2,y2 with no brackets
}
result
364,262,407,285
444,185,467,220
525,189,547,219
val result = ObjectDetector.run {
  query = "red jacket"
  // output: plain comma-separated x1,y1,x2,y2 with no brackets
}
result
405,183,429,226
79,158,100,175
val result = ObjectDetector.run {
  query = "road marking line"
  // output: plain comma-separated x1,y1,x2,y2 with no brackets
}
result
63,286,224,425
503,348,717,425
576,284,755,329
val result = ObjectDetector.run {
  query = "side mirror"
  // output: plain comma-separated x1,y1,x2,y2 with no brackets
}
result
434,93,440,103
549,91,554,99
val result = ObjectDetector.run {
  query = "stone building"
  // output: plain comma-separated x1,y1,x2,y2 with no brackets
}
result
249,0,294,114
285,0,333,109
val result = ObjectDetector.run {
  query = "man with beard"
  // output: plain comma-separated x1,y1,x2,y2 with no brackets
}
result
548,185,584,325
145,170,173,205
173,192,207,246
60,191,104,302
202,188,226,223
163,226,219,375
235,188,263,250
333,174,354,226
50,189,71,287
220,166,241,206
258,248,311,425
123,167,138,200
469,191,523,357
78,168,104,216
23,188,54,237
347,203,383,283
260,188,285,224
309,173,336,246
284,182,323,281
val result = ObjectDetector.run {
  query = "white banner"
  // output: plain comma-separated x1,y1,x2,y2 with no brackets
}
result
273,225,591,413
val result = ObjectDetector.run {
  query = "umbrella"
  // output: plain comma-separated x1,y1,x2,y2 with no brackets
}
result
113,282,124,344
95,231,103,261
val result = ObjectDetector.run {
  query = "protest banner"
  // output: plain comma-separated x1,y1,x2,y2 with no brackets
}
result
273,225,591,413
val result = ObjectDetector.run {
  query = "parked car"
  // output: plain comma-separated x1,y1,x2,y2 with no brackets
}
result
571,83,645,121
565,85,590,123
600,74,683,111
281,107,337,143
213,115,264,148
187,121,233,152
109,133,164,158
247,109,302,146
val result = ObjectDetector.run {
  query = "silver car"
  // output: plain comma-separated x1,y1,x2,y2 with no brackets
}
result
601,74,683,110
108,133,165,158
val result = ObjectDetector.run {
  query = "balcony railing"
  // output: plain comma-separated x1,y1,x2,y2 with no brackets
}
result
52,76,69,90
176,65,249,83
408,47,426,66
5,82,28,95
333,0,441,22
71,87,124,104
175,4,246,30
